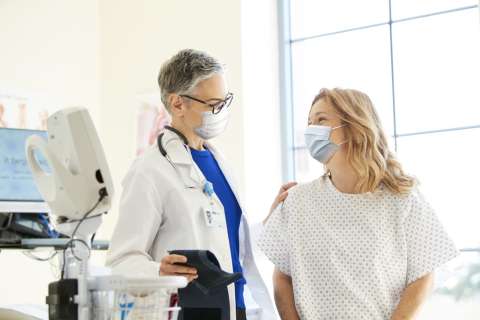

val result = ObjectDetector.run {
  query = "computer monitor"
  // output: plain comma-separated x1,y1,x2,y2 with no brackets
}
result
0,128,50,213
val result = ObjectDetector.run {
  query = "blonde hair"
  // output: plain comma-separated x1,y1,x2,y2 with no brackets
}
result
312,88,416,195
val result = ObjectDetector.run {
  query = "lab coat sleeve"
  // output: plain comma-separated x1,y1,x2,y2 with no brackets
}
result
106,169,163,278
248,221,264,245
404,188,459,285
257,202,291,276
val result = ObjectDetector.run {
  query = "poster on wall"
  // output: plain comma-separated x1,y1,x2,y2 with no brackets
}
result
136,91,171,156
0,89,58,130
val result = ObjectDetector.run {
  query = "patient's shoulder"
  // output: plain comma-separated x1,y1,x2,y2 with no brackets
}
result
282,178,321,209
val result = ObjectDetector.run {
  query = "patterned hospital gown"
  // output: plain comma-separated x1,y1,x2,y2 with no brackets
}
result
258,175,458,320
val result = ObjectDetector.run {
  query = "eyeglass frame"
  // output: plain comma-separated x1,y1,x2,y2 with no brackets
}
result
179,92,234,114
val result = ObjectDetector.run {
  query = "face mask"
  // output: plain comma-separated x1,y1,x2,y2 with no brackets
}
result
194,108,230,140
304,124,346,164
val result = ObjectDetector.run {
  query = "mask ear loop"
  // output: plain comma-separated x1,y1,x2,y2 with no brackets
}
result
331,124,347,130
322,123,348,176
331,124,348,146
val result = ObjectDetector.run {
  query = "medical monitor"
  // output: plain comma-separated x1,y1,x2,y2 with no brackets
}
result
0,128,50,213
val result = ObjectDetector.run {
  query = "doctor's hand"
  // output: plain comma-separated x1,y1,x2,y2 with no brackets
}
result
159,254,198,282
264,182,297,224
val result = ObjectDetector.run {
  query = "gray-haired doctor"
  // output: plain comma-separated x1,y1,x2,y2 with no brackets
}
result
106,49,276,320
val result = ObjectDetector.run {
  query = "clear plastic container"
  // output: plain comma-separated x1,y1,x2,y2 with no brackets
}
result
89,276,186,320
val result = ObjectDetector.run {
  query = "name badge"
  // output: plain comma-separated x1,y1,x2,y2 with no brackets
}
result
202,207,225,228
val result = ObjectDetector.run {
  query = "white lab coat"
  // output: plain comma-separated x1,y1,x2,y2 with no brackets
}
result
106,129,276,320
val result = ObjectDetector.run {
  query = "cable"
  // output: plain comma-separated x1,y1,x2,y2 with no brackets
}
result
23,249,58,262
60,188,108,279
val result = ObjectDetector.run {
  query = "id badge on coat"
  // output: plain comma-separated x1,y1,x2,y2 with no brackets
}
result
202,206,225,228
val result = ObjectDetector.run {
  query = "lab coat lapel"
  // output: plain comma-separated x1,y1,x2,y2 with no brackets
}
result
205,143,247,259
161,130,205,189
205,143,243,207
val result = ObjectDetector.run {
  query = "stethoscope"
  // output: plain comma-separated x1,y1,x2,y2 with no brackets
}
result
157,125,188,158
157,125,215,198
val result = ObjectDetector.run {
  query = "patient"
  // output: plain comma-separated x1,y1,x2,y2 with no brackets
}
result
259,88,458,320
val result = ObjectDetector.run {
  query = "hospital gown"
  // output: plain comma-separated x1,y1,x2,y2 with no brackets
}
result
258,175,458,320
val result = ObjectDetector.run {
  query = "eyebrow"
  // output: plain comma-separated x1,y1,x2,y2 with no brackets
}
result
308,111,328,121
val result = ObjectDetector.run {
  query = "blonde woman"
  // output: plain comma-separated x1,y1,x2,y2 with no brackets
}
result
259,88,458,320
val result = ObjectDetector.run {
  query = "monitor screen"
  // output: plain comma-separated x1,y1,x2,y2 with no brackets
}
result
0,128,50,213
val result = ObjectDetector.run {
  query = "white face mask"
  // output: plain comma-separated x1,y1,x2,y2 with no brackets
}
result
194,108,231,140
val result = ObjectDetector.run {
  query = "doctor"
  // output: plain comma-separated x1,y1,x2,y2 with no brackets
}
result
106,49,275,320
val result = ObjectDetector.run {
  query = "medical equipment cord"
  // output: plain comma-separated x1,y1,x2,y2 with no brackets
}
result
23,250,58,261
60,188,108,280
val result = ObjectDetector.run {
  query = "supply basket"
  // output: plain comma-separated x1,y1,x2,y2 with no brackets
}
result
90,276,187,320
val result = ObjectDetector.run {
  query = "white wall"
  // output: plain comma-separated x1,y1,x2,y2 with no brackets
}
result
0,0,282,307
0,0,100,120
241,0,282,223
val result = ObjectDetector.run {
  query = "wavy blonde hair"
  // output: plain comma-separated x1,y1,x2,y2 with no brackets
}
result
312,88,416,195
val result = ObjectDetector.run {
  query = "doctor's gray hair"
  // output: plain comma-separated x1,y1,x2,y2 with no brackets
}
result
158,49,224,112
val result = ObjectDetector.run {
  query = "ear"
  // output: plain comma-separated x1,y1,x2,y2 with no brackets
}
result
168,94,185,117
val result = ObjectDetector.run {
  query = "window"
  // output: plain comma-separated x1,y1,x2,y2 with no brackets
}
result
280,0,480,317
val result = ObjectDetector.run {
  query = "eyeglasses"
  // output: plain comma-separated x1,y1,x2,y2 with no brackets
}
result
180,92,234,114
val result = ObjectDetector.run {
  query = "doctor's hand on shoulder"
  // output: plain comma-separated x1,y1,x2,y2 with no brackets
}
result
160,254,198,282
263,181,297,224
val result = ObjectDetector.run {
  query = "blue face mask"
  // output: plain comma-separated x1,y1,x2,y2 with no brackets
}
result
304,124,346,164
